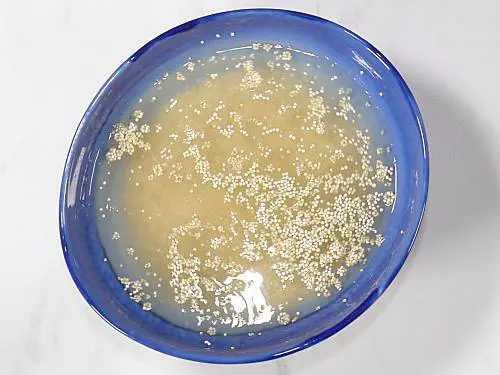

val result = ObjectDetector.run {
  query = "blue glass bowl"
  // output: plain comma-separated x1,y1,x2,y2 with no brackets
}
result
59,9,428,364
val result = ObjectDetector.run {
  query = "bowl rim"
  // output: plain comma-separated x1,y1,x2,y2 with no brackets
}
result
59,8,429,364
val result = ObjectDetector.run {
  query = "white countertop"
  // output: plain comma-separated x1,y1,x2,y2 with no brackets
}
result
2,1,500,374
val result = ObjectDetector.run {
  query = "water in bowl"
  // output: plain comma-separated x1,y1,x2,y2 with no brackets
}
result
94,40,396,336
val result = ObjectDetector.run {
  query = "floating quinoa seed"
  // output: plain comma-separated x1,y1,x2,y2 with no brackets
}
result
94,41,396,337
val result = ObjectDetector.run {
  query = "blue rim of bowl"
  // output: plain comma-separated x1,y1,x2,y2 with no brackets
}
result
59,8,429,364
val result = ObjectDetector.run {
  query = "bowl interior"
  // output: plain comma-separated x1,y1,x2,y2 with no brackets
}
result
60,9,428,364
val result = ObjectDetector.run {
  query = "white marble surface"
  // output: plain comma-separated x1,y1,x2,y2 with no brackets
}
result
1,0,500,374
